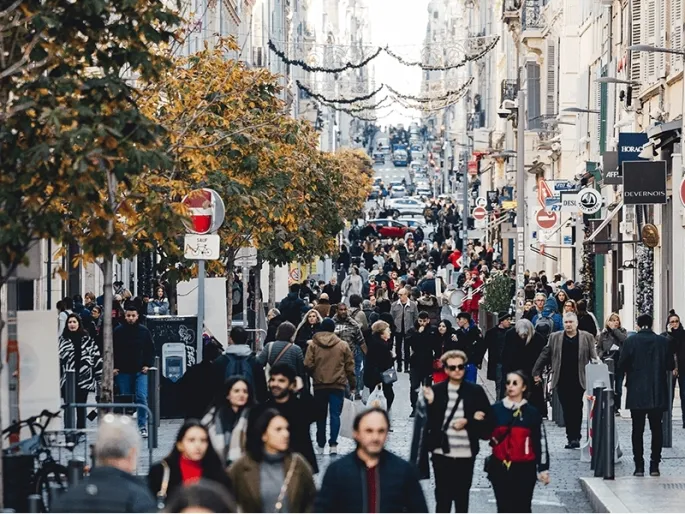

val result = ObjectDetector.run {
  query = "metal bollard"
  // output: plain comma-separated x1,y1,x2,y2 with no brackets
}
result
48,482,64,507
26,495,41,513
147,366,160,449
64,370,76,429
602,388,615,480
592,385,604,475
552,389,565,427
663,371,673,448
154,356,161,428
67,459,84,486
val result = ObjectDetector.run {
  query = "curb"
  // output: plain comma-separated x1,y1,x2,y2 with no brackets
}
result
579,477,628,513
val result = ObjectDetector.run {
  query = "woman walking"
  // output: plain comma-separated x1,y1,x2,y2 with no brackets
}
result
148,420,231,505
58,313,103,428
487,370,550,513
202,377,253,467
597,313,628,414
229,409,316,513
294,309,322,351
148,286,170,315
364,320,396,411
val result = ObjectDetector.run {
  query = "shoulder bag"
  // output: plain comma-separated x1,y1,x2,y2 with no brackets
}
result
274,456,298,512
156,460,170,510
483,409,517,475
265,342,294,376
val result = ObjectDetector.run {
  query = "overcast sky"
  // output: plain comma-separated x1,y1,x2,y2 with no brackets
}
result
368,0,429,127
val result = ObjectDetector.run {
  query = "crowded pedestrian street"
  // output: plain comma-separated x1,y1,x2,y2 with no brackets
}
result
4,0,685,512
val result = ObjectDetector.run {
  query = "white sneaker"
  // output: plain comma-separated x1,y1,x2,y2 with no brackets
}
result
329,444,338,455
316,446,325,455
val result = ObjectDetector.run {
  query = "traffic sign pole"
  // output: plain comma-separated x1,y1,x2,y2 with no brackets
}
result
197,260,205,363
516,88,526,320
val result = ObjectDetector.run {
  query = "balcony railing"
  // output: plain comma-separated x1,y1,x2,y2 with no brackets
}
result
522,0,544,30
467,111,486,132
501,79,519,103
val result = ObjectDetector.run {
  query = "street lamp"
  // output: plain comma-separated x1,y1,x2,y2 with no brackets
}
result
594,76,640,85
628,44,685,56
562,107,601,114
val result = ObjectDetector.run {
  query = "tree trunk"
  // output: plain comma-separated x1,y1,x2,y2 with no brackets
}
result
100,257,114,404
268,264,276,310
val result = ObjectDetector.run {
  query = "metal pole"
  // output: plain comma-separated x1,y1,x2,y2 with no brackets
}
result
462,142,469,265
515,88,526,319
26,495,41,513
592,385,604,475
242,264,249,331
603,388,615,479
67,459,84,486
64,370,76,430
197,260,205,363
663,371,673,448
147,366,159,449
153,356,161,428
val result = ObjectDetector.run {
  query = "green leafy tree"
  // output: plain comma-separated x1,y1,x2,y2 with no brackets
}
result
482,273,513,315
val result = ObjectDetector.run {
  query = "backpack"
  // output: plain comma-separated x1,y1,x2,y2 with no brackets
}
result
535,315,555,341
224,354,255,387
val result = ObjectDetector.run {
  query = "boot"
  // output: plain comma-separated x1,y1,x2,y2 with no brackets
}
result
634,461,645,477
397,362,403,373
650,461,660,477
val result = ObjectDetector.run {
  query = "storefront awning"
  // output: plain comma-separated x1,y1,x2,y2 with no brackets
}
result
584,199,623,243
646,120,681,150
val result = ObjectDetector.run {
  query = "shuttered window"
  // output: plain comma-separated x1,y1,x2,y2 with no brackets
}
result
645,0,657,83
630,0,642,95
527,62,542,129
546,40,557,117
599,64,608,154
658,0,666,77
672,0,683,71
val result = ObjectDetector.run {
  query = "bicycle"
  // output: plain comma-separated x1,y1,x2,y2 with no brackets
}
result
3,410,70,512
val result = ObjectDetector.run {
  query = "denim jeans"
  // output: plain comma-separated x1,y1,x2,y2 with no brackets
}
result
353,346,364,393
314,389,344,447
115,372,148,429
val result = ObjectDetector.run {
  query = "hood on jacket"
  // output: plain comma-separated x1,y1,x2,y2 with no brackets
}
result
312,332,343,348
418,295,438,307
542,295,559,317
224,345,252,357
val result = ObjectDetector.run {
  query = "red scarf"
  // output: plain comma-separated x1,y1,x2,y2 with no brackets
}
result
179,456,203,484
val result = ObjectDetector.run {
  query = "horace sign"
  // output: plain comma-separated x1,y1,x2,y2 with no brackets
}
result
616,133,648,184
622,160,667,205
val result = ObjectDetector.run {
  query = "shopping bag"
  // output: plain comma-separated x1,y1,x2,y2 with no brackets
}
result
340,398,356,439
465,363,478,383
361,386,371,405
367,384,388,411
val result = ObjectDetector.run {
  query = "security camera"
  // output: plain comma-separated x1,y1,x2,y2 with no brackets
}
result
501,99,516,110
497,108,511,119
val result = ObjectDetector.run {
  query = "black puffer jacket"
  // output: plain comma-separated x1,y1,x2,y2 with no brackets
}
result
364,334,394,389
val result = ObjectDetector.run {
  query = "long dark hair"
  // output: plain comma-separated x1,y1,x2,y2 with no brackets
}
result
505,370,530,399
61,313,85,339
165,479,236,513
165,420,226,482
216,376,254,412
245,409,288,462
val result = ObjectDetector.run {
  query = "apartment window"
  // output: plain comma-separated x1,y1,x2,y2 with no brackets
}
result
526,62,541,129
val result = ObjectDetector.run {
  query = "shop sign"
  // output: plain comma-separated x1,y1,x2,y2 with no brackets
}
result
622,160,667,205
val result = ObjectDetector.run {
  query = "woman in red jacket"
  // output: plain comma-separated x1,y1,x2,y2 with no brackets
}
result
486,370,550,513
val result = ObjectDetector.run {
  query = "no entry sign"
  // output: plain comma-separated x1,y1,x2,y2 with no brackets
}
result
182,188,226,234
472,206,487,221
535,209,558,229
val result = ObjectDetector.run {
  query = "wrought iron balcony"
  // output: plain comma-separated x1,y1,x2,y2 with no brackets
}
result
501,79,519,103
467,111,486,132
522,0,544,31
502,0,522,22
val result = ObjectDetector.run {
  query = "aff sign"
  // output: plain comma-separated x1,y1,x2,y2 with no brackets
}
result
602,151,620,185
622,160,667,205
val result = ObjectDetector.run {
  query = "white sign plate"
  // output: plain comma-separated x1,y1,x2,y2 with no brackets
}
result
475,196,488,208
578,188,603,215
184,234,221,260
560,192,580,212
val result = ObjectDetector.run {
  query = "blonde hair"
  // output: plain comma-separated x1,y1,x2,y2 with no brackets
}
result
440,349,468,365
371,320,390,334
605,312,621,329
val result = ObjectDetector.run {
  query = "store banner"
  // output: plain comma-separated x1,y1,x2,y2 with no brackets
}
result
617,132,648,183
622,160,667,205
602,151,620,185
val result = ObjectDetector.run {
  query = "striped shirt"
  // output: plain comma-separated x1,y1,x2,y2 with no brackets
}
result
434,383,472,458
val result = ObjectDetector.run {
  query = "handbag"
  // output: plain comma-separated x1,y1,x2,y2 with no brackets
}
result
484,409,518,475
381,366,398,385
432,359,448,384
156,460,170,510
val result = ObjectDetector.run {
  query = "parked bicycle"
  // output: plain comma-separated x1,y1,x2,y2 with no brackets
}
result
3,410,71,512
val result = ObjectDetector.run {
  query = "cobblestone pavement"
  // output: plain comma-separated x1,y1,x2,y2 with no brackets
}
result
106,366,685,513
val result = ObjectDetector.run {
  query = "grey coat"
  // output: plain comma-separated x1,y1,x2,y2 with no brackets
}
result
619,329,675,411
596,327,628,360
390,300,419,334
533,330,598,389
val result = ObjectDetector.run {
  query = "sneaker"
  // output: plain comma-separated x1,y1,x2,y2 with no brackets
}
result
329,445,338,455
140,428,148,439
650,462,660,477
570,440,581,449
634,463,645,477
397,363,403,373
316,446,325,455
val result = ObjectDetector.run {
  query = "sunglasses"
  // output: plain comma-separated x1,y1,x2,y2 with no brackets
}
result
506,379,519,386
445,364,466,372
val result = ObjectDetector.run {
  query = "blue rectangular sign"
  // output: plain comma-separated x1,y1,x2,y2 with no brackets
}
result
618,132,649,167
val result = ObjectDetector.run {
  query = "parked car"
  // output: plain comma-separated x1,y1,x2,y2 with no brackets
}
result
415,187,432,197
366,218,413,239
390,185,407,198
373,152,386,164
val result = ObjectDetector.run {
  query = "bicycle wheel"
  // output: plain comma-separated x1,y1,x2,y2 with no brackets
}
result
34,463,69,512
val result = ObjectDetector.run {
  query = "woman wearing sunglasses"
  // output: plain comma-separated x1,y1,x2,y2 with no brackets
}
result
486,370,550,513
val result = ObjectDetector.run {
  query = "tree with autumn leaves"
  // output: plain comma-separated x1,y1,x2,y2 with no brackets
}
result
139,38,372,320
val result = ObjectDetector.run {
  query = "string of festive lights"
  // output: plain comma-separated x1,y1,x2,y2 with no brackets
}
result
269,40,383,73
384,37,499,71
295,80,383,104
386,77,474,103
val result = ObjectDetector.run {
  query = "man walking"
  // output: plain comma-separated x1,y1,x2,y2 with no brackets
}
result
482,313,512,399
533,311,597,449
212,326,267,403
316,408,428,513
455,312,484,383
619,314,675,476
113,303,155,438
390,288,419,373
333,304,367,398
323,277,343,305
305,318,356,455
406,311,438,416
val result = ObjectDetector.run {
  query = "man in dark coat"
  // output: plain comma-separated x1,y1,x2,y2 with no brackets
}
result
481,313,512,399
316,408,428,513
406,312,439,416
278,283,309,325
323,277,343,305
52,415,156,513
619,313,675,477
249,362,318,473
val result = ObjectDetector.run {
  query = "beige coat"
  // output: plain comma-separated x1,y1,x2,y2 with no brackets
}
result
532,330,598,389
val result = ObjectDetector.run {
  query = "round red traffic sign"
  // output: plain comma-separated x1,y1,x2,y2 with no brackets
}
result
680,176,685,207
535,209,558,229
182,188,226,234
472,206,487,221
